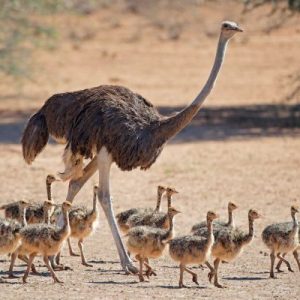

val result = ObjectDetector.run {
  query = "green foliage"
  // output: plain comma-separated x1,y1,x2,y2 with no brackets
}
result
0,0,299,80
0,0,62,78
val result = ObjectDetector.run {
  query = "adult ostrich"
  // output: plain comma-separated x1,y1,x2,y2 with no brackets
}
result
22,21,242,273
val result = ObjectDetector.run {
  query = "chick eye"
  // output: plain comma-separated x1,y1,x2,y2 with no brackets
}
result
223,24,228,28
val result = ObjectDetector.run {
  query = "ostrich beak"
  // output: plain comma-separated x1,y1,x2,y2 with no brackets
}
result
235,26,243,32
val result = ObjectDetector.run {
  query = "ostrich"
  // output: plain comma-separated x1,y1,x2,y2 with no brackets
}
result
21,21,242,273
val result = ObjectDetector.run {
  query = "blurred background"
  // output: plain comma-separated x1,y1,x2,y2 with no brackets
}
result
0,3,300,297
0,0,299,142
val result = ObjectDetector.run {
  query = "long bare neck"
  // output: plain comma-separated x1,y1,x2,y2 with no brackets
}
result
161,213,174,241
207,218,214,244
43,207,50,224
292,212,298,231
92,191,97,213
46,181,52,201
227,209,234,226
155,35,230,141
19,207,27,227
58,209,70,238
167,195,172,209
243,216,254,245
155,192,163,212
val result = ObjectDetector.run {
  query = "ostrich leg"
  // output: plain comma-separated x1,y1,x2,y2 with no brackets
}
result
97,147,138,274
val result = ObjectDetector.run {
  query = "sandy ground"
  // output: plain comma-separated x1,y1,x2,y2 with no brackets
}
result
0,1,300,299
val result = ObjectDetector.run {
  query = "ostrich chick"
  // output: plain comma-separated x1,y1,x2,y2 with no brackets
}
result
169,211,219,288
126,207,180,282
8,200,57,278
66,186,99,267
0,201,29,282
15,201,72,283
262,206,299,278
196,209,261,288
191,202,238,233
116,185,166,234
0,175,58,223
127,187,178,230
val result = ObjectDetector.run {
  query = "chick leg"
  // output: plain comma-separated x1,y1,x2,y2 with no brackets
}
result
277,253,293,272
213,258,224,288
78,239,92,267
184,266,199,286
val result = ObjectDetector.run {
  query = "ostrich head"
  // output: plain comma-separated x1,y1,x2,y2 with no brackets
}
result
207,211,219,222
168,206,181,217
18,200,29,208
221,21,243,39
166,187,179,197
291,205,299,215
43,200,56,210
157,185,166,196
248,209,261,221
46,174,59,185
228,202,238,212
62,201,72,212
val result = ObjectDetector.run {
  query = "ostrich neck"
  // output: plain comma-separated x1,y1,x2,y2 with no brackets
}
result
227,210,234,226
44,208,50,224
161,213,174,241
46,181,52,201
92,191,97,213
243,217,254,245
207,218,214,245
292,212,299,232
167,195,172,209
19,207,27,227
57,209,70,239
155,35,229,141
155,192,163,212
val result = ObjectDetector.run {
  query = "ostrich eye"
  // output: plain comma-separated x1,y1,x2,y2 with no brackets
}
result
223,24,228,28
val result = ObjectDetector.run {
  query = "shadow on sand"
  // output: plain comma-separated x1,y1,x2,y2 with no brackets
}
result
223,276,266,281
0,103,299,144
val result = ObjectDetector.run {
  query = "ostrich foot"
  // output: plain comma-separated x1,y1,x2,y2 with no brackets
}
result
145,269,157,278
208,271,215,282
122,262,138,275
276,268,284,273
22,276,28,284
179,282,187,288
214,282,225,288
138,274,145,282
82,262,93,267
53,264,72,271
53,277,64,284
192,274,199,286
270,272,277,279
287,266,294,273
7,273,19,279
31,264,39,275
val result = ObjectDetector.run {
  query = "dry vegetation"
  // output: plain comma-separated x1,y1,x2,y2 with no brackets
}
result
0,1,299,299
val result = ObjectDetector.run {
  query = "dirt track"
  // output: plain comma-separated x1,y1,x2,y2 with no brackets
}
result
0,1,300,299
